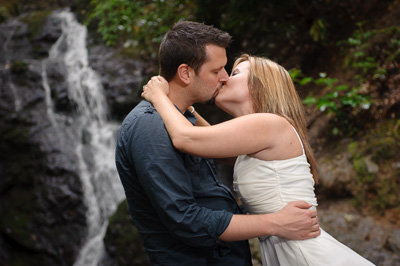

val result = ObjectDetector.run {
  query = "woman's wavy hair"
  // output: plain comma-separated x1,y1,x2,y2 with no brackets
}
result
233,54,318,184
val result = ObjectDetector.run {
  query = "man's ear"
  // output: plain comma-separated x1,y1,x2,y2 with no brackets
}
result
177,64,191,85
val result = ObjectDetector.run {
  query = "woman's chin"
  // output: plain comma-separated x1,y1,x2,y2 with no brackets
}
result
214,100,230,115
214,98,222,109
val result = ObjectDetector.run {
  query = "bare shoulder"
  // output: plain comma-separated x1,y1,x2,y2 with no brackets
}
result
247,113,302,160
239,113,291,128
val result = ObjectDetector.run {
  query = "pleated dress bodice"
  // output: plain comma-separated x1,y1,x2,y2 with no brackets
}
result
233,153,317,214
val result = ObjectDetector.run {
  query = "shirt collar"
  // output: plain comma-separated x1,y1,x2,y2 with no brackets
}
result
174,105,196,126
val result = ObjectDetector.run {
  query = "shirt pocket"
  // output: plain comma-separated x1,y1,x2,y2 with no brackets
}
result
182,154,202,178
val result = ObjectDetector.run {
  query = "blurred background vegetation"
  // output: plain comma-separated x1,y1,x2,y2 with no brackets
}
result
1,0,399,216
1,1,399,264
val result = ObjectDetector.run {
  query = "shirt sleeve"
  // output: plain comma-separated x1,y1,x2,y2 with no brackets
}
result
125,109,233,249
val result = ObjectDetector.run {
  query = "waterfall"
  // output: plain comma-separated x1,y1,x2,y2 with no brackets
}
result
41,9,125,265
2,19,22,112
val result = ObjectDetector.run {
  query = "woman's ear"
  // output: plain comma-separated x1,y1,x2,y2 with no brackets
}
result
177,64,191,85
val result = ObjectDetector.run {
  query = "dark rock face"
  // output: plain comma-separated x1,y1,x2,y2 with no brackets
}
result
87,41,146,121
0,11,87,265
0,8,147,266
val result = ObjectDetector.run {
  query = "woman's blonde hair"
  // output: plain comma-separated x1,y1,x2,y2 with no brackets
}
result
233,54,318,184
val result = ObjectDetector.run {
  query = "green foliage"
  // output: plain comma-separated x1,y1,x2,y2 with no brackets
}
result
292,23,400,136
85,0,195,60
290,69,371,135
309,18,328,42
0,0,67,22
0,6,9,23
341,23,400,64
338,23,400,89
0,0,24,21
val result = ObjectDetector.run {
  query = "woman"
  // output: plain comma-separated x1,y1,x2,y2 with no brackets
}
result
141,54,374,265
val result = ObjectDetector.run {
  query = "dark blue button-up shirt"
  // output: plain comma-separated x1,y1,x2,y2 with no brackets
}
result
115,100,252,265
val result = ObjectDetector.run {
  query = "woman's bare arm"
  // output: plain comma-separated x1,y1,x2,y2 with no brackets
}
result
192,107,236,164
142,77,321,240
142,76,286,159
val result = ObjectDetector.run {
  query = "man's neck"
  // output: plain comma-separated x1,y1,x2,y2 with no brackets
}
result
168,82,192,113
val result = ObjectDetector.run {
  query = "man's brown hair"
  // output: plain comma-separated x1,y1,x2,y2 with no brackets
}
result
159,21,232,81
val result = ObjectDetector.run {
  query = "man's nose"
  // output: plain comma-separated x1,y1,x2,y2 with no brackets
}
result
219,68,229,83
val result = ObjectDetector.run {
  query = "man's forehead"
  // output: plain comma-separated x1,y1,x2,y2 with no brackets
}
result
204,45,227,66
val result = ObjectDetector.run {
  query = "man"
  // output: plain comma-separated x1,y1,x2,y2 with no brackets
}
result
115,21,320,265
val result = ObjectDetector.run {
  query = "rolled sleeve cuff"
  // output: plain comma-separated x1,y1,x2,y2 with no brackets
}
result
212,211,234,259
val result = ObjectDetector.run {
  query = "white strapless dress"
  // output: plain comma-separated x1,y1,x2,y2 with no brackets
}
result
233,130,375,266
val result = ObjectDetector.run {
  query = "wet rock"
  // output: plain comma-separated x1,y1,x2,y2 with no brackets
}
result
317,153,356,196
318,200,400,266
102,200,150,266
386,229,400,254
0,11,87,266
87,40,147,120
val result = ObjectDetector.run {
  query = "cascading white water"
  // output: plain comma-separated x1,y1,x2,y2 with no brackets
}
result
41,9,125,266
2,19,22,112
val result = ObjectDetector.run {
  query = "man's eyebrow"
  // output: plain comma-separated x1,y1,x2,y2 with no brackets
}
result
213,66,224,71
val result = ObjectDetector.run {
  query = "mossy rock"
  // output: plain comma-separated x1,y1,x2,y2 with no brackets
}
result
353,157,376,183
0,188,37,249
104,200,150,266
347,141,359,156
11,61,29,73
374,177,400,209
370,137,396,162
18,10,52,40
343,119,400,211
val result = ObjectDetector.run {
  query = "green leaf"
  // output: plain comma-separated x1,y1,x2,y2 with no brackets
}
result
303,96,317,105
299,77,313,85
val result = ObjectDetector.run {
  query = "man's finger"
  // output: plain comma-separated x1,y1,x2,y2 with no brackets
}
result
291,200,313,209
309,210,318,218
